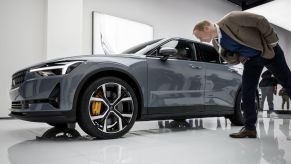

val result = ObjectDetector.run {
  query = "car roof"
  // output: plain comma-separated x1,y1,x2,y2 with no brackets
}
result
163,37,214,49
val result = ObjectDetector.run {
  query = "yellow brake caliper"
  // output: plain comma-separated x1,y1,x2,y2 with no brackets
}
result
91,92,103,116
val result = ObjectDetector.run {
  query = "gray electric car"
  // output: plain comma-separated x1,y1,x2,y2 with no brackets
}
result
9,38,259,139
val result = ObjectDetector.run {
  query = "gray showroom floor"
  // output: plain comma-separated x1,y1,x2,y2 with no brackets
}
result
0,112,291,164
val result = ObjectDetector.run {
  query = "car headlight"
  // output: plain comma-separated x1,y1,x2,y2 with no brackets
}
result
29,61,84,76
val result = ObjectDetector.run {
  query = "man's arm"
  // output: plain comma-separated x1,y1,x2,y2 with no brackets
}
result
225,11,279,45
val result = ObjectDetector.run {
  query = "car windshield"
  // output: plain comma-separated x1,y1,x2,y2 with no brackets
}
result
122,39,163,54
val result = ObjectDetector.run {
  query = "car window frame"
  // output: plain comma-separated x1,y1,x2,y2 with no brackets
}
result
194,42,225,65
146,39,198,61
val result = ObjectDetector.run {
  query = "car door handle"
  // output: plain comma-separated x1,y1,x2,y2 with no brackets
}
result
189,64,202,69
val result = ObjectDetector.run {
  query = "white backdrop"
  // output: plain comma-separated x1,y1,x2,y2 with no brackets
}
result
93,12,153,54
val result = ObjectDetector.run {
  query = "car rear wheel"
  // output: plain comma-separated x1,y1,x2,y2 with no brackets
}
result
229,90,259,126
78,77,138,139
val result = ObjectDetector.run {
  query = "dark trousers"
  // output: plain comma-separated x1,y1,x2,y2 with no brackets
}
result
281,95,290,110
260,86,274,111
242,45,291,130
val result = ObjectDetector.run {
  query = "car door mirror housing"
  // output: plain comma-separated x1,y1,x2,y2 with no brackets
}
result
159,47,177,61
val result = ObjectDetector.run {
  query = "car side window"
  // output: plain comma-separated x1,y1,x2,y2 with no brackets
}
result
159,40,196,61
195,43,223,64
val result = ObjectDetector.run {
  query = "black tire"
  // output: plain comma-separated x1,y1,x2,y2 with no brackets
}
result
77,77,138,139
229,90,259,126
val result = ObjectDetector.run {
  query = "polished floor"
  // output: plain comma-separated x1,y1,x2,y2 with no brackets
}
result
0,112,290,164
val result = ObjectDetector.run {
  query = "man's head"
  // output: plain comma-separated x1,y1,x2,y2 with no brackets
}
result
193,20,217,43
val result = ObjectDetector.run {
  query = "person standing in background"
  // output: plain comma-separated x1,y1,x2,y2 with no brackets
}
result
279,88,290,110
259,70,278,114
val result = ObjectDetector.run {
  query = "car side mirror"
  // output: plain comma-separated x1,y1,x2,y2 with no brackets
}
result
159,47,177,61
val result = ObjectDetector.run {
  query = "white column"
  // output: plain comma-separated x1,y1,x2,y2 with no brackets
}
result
0,0,46,117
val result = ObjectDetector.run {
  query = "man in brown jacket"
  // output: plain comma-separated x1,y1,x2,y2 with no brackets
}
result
193,11,291,138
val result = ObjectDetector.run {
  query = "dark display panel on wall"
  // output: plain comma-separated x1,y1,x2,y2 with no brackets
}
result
228,0,273,10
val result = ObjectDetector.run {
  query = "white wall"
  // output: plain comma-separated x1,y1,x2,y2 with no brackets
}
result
0,0,46,117
0,0,83,117
82,0,240,55
46,0,83,59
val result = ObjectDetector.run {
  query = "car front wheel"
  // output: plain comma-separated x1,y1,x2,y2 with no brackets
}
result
78,77,138,139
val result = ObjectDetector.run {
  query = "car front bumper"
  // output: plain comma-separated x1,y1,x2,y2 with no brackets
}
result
9,66,83,123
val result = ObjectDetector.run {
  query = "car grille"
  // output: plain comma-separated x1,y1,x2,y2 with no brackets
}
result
11,98,57,109
11,101,29,109
11,70,27,89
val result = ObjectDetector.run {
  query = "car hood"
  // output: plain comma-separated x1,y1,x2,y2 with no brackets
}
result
18,54,144,71
49,54,144,62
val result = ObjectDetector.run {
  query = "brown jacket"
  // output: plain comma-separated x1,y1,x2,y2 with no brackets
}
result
212,11,279,64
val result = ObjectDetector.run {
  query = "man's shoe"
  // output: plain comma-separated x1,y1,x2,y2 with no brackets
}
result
229,127,257,138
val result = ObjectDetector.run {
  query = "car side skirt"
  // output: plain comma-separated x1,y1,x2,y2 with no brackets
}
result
139,105,234,121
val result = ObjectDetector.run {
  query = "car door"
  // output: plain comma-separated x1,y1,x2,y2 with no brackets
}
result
146,39,205,114
194,43,242,113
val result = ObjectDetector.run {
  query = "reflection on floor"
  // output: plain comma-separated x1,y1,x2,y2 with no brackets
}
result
0,113,290,164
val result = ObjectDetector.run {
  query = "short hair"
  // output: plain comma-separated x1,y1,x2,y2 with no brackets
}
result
193,20,211,32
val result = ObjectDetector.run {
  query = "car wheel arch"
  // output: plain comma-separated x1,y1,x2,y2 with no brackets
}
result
72,68,144,122
233,85,260,110
234,85,242,110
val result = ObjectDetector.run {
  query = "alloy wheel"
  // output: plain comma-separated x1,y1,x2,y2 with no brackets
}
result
88,82,134,134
